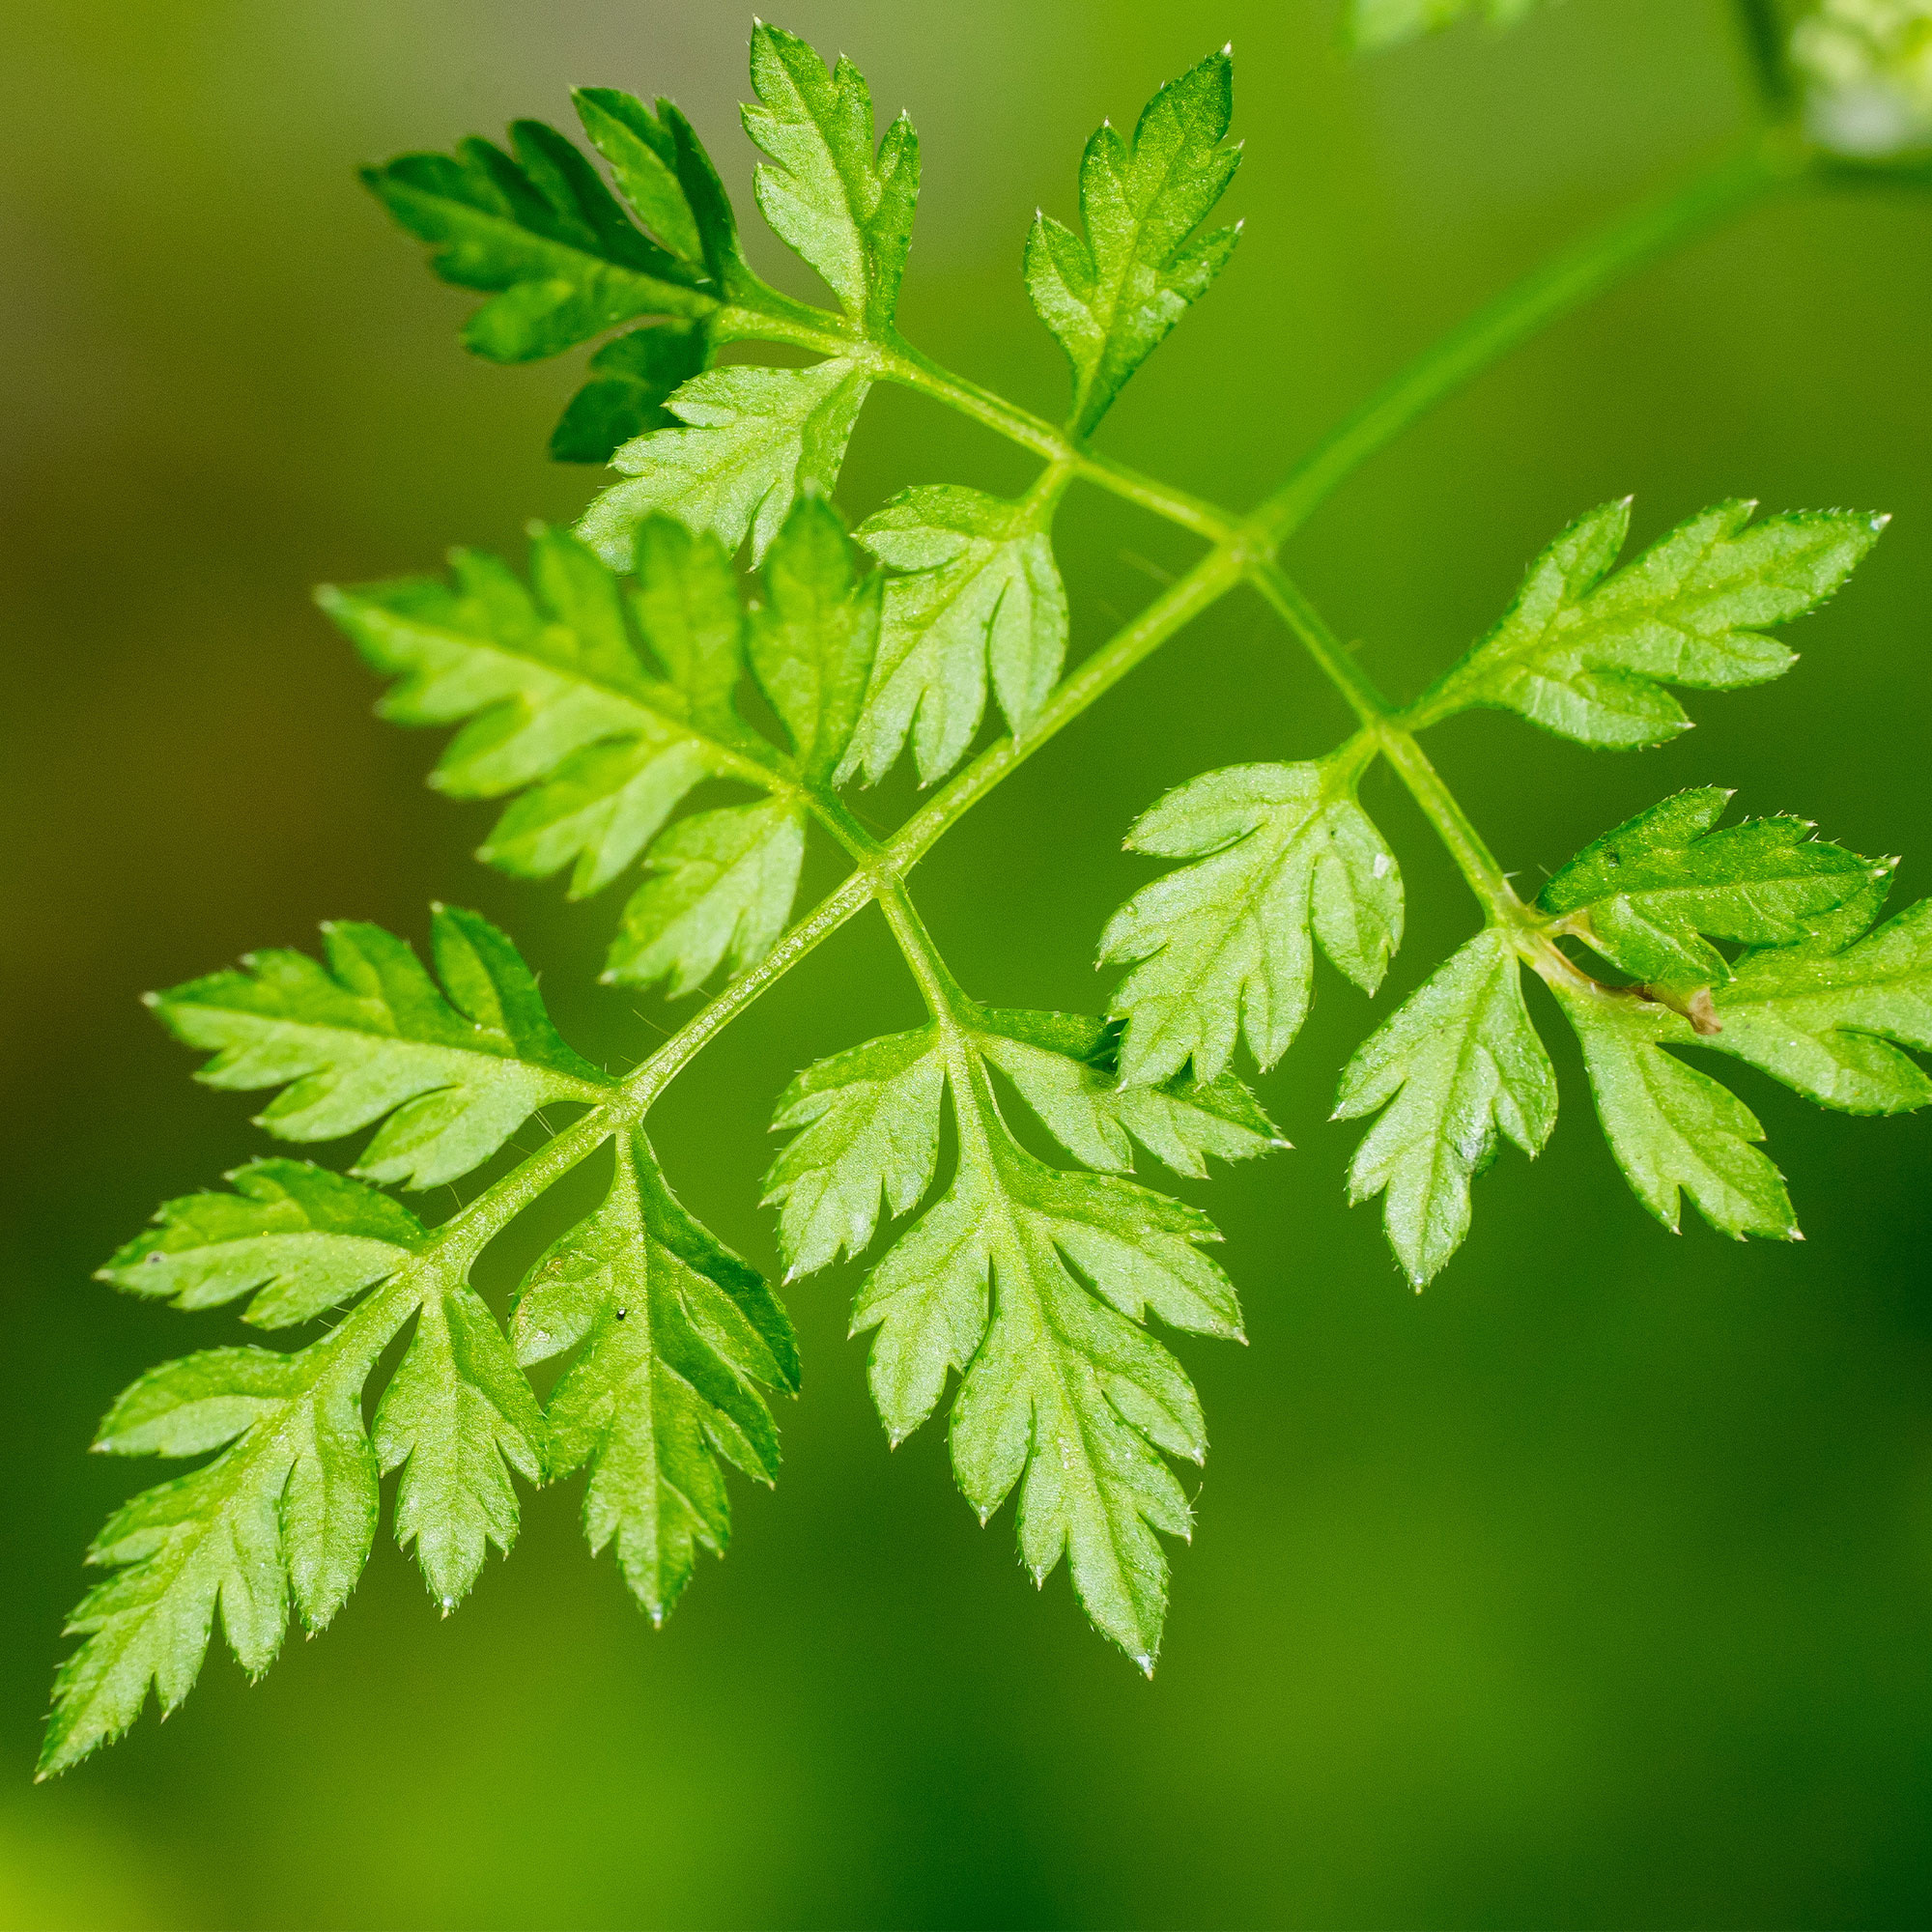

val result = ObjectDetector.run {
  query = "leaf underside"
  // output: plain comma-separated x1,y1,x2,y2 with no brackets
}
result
766,1004,1274,1664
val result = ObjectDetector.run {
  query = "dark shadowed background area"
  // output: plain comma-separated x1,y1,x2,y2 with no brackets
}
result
4,1,1931,1926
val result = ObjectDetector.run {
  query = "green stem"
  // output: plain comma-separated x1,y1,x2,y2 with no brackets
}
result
1370,726,1522,927
421,870,876,1259
1248,559,1526,925
1248,560,1393,728
419,128,1816,1264
873,878,975,1022
891,546,1250,869
1250,139,1800,543
877,336,1235,539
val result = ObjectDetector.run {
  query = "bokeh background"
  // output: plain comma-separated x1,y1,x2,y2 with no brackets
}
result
5,1,1932,1926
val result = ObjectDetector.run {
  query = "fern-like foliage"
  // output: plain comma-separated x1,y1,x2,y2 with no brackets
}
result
1026,49,1242,438
515,1130,800,1625
54,14,1932,1776
320,498,879,993
46,905,794,1779
766,1002,1273,1666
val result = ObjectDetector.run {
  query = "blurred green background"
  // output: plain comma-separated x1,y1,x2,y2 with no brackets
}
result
5,1,1932,1926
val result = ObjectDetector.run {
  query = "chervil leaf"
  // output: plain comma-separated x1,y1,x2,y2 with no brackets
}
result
1334,928,1556,1287
98,1160,427,1329
48,880,645,1775
1026,50,1241,437
550,321,711,464
748,493,884,783
322,523,736,887
764,1026,947,1278
1553,984,1798,1240
975,1009,1280,1179
1414,499,1886,747
152,906,611,1190
43,1206,567,1778
1540,787,1887,987
42,1270,421,1777
606,798,808,995
1349,0,1548,52
324,518,843,991
770,1014,1251,1668
742,23,919,332
1099,758,1403,1087
579,359,873,568
45,1350,377,1778
1705,895,1932,1114
361,121,714,363
373,1281,548,1610
571,88,707,268
841,483,1069,786
515,1130,798,1624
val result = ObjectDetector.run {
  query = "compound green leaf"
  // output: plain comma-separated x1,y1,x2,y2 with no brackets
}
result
98,1160,427,1329
1416,499,1885,747
41,1300,399,1779
571,88,707,267
855,1076,1235,1665
1100,759,1403,1087
1026,50,1241,436
1707,895,1932,1114
794,1026,1245,1668
843,484,1068,785
1335,928,1556,1287
361,120,713,363
974,1009,1279,1179
607,799,809,995
1349,0,1548,52
742,23,919,331
151,906,611,1190
1553,983,1798,1240
516,1131,797,1624
1540,787,1886,986
764,1025,947,1278
373,1281,548,1609
579,359,874,569
748,494,884,783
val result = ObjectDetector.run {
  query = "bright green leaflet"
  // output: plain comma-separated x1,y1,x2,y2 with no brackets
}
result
43,911,608,1774
98,1161,427,1329
1540,787,1887,987
322,502,876,994
1099,757,1403,1087
1334,929,1557,1288
1705,895,1932,1113
1026,51,1242,437
1409,498,1885,746
843,482,1070,785
1554,984,1798,1240
579,359,874,567
516,1130,799,1624
57,13,1932,1775
151,905,611,1190
742,22,919,334
768,993,1269,1663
